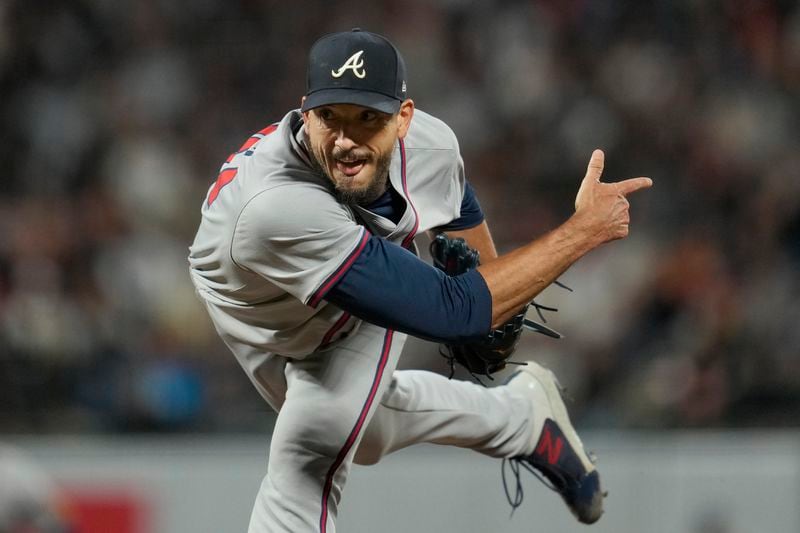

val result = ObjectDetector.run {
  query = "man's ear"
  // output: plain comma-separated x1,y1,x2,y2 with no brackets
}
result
300,96,309,133
397,99,415,140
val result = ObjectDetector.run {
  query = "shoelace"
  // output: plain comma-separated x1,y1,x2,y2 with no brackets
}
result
501,457,566,516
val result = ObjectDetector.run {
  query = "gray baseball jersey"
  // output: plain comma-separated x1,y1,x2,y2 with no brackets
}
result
189,108,465,400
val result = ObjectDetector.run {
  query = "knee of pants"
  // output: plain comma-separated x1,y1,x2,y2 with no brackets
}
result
352,417,388,466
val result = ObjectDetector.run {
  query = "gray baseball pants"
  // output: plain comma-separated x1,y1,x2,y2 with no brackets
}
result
246,323,537,533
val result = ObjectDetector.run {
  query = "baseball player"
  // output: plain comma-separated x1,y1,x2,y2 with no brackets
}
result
189,29,651,533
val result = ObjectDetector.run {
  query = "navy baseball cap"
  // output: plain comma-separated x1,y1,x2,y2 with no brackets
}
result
302,29,408,114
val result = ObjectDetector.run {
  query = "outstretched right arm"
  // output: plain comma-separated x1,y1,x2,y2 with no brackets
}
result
478,149,652,327
325,150,651,340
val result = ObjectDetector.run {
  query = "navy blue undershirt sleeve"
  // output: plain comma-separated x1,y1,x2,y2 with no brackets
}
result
325,235,492,343
436,180,485,231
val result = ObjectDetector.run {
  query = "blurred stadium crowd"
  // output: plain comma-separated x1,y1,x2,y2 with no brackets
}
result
1,0,798,433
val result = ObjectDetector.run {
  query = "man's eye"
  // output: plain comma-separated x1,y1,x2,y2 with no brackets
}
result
318,109,334,121
361,111,377,122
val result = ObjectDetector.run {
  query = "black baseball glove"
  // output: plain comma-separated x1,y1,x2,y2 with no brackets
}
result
429,233,568,381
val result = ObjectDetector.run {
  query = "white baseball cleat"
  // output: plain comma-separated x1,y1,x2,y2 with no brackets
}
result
504,362,605,524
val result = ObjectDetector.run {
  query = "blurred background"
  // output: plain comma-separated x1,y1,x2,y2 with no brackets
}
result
1,0,799,532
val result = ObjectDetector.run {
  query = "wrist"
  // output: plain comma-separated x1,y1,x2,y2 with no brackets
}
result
560,213,604,256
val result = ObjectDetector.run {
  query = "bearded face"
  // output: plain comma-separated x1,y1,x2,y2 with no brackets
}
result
302,102,414,206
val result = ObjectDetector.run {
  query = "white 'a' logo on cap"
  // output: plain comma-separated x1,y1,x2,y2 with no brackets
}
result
331,50,366,79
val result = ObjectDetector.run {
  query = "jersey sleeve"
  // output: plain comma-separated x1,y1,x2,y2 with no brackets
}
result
404,113,484,232
230,185,368,306
325,235,492,343
434,180,485,231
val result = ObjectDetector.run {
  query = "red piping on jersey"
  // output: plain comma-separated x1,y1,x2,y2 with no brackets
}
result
319,329,394,533
318,311,351,349
309,228,370,308
398,139,419,249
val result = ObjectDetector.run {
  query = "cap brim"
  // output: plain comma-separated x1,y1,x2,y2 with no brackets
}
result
301,89,401,114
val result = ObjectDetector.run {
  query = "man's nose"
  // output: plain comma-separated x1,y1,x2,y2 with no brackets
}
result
334,129,357,151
